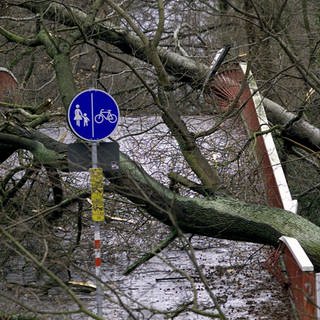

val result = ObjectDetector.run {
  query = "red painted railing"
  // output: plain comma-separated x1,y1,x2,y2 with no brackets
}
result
280,236,316,319
210,63,318,319
0,67,17,99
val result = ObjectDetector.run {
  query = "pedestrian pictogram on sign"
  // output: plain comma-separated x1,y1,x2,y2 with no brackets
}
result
67,89,120,141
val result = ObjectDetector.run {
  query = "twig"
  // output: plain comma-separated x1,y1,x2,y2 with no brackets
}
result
123,228,178,275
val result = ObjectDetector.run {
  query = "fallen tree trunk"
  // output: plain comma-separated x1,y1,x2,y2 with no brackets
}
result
107,152,320,270
264,98,320,152
1,126,320,270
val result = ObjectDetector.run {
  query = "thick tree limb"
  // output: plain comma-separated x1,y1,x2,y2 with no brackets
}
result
17,1,320,153
17,1,208,86
0,132,61,165
0,125,67,165
106,153,320,270
263,98,320,152
2,129,320,270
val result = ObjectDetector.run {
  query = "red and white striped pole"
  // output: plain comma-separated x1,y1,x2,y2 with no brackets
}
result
94,228,102,272
90,142,104,317
94,223,103,316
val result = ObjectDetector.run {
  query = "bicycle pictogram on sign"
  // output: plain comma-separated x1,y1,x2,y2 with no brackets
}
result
94,109,117,124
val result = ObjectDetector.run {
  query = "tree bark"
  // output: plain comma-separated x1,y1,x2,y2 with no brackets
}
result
107,153,320,270
264,98,320,152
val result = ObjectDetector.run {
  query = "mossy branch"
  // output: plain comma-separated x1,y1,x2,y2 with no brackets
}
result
0,26,40,46
0,133,63,166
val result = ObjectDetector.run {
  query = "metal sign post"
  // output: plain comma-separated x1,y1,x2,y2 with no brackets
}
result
67,89,120,317
90,142,104,317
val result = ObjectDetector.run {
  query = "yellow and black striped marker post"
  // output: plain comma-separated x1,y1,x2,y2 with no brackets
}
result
90,167,105,222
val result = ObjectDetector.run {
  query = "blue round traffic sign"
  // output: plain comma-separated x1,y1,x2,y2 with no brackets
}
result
67,89,120,141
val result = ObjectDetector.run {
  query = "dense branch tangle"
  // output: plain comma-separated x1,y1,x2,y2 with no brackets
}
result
0,0,320,270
